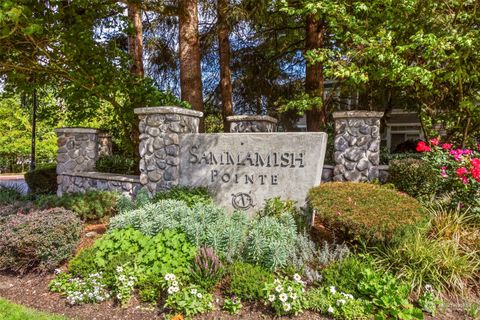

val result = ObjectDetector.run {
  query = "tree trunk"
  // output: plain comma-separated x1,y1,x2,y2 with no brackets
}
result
128,1,144,77
127,1,144,161
179,0,204,130
305,15,326,132
217,0,233,132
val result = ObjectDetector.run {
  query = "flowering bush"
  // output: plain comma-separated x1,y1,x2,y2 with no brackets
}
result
190,246,224,292
49,271,110,305
416,138,480,212
222,295,243,315
163,273,214,318
263,274,306,316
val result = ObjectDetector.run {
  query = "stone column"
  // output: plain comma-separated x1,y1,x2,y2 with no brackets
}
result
97,133,113,157
227,115,278,132
332,111,384,182
55,128,99,174
135,106,203,194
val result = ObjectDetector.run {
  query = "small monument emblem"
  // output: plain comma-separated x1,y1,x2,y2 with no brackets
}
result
231,192,255,210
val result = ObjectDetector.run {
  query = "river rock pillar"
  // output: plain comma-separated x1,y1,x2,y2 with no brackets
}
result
332,111,384,182
135,106,203,194
227,115,278,132
55,128,100,174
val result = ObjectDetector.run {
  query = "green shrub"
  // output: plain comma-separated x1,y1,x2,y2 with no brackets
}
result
24,164,57,194
226,262,274,301
110,200,249,263
388,158,439,200
0,186,23,205
309,182,427,245
0,208,82,273
67,228,196,303
35,190,120,221
322,255,423,319
244,214,298,270
95,155,137,175
152,186,212,207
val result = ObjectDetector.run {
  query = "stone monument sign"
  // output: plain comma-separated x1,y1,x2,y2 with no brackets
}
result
179,133,327,211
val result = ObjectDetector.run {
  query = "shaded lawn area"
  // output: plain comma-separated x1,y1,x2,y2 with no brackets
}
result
0,298,67,320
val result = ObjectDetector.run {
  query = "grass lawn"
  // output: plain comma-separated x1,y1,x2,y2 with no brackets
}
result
0,298,67,320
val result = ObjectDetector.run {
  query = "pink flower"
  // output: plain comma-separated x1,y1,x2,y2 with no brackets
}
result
440,166,448,178
461,176,469,185
430,138,440,146
441,143,453,150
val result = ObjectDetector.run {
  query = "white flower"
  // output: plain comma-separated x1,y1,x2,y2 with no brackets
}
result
197,293,203,299
425,284,433,292
293,274,302,282
173,286,179,293
172,280,178,287
275,285,283,293
336,299,346,306
327,306,334,313
329,286,337,294
167,286,176,294
290,293,297,300
268,295,276,302
279,293,288,302
190,288,197,295
54,268,62,275
347,294,354,300
287,286,293,292
116,266,124,273
283,303,292,312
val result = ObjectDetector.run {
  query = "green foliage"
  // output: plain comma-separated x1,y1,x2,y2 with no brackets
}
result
245,214,298,270
223,296,243,315
109,200,249,263
263,275,306,316
24,164,57,194
0,186,23,205
95,155,137,175
190,246,224,292
388,158,440,200
35,190,120,221
164,284,214,319
0,297,67,320
226,262,275,301
309,182,427,245
417,285,442,316
0,208,82,273
304,287,369,320
322,255,423,319
152,186,212,208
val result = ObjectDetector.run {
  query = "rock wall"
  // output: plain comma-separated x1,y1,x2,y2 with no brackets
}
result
57,172,141,197
333,111,384,182
227,115,277,132
55,128,99,174
135,107,203,194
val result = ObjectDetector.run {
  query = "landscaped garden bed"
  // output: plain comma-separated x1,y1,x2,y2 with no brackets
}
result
1,140,479,320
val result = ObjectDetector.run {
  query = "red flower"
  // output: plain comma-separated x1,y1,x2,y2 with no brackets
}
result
416,141,431,152
456,167,468,177
471,158,480,168
430,138,440,146
441,143,453,150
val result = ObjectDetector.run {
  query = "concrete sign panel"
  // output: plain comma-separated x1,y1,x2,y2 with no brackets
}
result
179,133,327,212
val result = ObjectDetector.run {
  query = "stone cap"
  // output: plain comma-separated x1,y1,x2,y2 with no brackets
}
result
227,115,278,124
61,171,140,183
134,106,204,118
55,128,100,134
332,111,384,119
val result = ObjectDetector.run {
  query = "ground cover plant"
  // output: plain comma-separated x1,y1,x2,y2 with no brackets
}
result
309,182,427,245
24,164,57,195
35,190,120,221
0,208,82,274
95,155,137,175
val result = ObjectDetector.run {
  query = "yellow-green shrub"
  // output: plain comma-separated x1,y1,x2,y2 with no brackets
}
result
308,182,426,245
